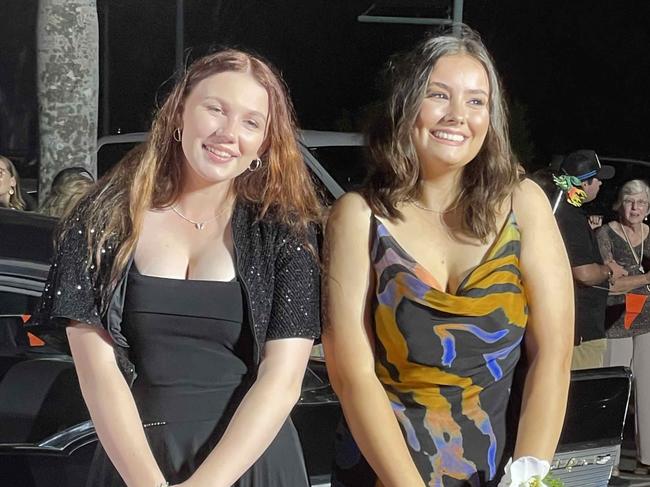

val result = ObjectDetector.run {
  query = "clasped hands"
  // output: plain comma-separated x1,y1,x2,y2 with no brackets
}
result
607,260,628,282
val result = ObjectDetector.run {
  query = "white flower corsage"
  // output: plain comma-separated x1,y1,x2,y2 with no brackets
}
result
497,456,551,487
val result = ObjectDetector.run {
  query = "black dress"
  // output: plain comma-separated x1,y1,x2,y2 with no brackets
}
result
87,268,309,486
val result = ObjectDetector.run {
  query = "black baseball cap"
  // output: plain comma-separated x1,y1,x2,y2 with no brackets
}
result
560,150,614,181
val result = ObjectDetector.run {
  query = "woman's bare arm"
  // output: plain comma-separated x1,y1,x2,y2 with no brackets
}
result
512,180,574,460
185,338,313,487
321,193,425,487
67,323,167,487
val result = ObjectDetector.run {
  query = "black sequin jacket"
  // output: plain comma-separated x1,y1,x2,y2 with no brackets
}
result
36,200,321,385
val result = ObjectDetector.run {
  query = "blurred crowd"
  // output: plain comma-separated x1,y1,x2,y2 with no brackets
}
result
0,155,94,218
531,150,650,480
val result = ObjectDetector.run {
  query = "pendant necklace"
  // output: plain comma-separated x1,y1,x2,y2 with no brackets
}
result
171,204,229,230
620,223,645,273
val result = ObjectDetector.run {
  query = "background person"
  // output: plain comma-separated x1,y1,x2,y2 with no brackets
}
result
597,179,650,475
37,49,321,487
0,155,27,210
39,166,95,218
323,27,573,487
554,150,626,370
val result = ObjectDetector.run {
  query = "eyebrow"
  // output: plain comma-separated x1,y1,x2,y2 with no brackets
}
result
204,96,268,121
428,81,489,98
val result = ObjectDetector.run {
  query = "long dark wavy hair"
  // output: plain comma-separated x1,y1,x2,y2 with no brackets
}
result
58,49,322,311
364,26,518,241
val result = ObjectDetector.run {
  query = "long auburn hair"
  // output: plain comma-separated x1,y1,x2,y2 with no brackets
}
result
58,49,322,311
364,26,518,241
0,155,27,210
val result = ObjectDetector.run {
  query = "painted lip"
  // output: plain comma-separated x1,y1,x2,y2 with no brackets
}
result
430,129,469,146
202,143,240,163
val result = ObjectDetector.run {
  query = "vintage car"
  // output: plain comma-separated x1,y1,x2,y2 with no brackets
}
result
0,134,640,486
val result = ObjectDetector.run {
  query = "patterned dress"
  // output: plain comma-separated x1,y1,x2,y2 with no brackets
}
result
333,212,528,487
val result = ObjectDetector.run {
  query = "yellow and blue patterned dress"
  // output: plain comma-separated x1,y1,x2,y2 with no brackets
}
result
332,212,527,487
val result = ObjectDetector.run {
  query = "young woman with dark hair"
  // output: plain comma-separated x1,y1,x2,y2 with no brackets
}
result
38,49,322,487
323,27,573,487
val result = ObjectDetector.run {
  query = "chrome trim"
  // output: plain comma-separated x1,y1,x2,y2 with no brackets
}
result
38,421,95,449
0,421,97,456
0,279,43,298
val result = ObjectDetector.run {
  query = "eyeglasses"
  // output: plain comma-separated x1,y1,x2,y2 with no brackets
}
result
622,198,649,208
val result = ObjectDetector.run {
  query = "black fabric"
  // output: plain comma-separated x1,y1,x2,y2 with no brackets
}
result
35,199,321,383
555,201,608,344
87,270,308,486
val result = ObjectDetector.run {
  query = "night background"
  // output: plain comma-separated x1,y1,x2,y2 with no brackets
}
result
2,0,650,176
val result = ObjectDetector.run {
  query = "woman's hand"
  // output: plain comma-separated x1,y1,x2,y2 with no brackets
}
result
588,214,603,230
607,260,628,281
184,338,313,487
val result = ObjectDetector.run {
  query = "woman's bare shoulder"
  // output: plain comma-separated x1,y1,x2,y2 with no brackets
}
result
511,178,555,224
328,192,372,228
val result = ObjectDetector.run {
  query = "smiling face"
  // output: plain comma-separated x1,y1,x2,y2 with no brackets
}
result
411,54,490,178
179,70,269,188
0,157,16,206
620,192,650,225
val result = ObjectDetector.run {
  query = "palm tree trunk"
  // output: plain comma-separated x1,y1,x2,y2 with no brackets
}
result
37,0,98,202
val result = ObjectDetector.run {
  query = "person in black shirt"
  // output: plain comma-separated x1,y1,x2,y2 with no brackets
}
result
554,150,627,369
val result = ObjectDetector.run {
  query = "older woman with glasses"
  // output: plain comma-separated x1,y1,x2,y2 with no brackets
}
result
0,155,27,210
597,178,650,475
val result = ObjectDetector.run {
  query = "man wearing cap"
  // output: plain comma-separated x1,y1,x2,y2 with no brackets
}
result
554,150,627,370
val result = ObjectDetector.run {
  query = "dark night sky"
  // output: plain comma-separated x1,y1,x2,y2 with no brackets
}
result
2,0,650,174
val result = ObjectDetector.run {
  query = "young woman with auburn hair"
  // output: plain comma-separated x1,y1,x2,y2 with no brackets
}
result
323,27,573,486
37,49,321,487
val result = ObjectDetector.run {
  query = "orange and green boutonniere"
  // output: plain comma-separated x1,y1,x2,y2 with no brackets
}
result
553,174,587,207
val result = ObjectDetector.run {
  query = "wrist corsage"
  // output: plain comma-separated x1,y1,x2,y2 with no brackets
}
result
498,456,552,487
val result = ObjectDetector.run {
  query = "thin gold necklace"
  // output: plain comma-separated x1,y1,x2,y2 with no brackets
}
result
412,200,460,214
170,204,229,230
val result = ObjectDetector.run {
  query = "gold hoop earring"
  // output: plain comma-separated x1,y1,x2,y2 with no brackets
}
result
8,188,14,196
248,158,262,172
173,128,182,142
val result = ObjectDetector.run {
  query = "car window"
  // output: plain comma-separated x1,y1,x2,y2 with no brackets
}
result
307,146,368,192
97,141,141,177
0,291,40,316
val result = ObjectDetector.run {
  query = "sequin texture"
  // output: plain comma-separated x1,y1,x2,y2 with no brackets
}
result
35,200,321,381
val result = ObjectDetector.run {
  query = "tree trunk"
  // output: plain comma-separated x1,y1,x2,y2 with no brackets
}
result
37,0,98,202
